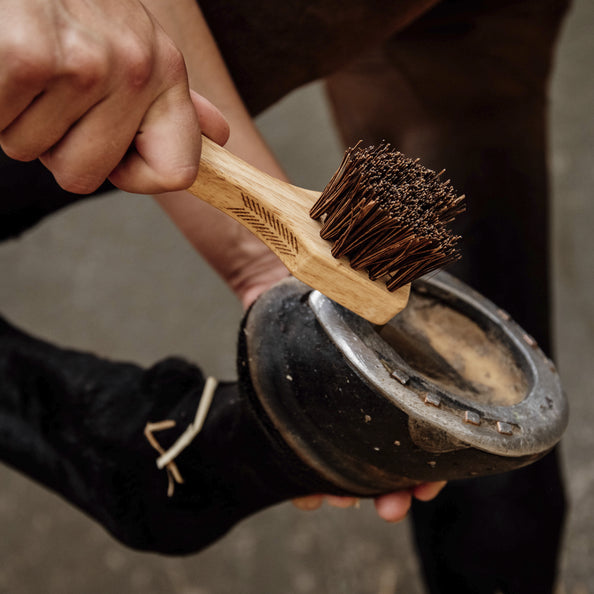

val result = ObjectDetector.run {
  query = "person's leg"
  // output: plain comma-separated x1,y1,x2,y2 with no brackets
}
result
324,0,570,591
199,0,441,116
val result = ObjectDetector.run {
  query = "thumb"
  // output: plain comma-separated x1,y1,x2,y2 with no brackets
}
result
108,84,203,195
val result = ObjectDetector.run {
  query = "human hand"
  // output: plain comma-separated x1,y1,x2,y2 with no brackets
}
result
292,482,447,522
0,0,228,195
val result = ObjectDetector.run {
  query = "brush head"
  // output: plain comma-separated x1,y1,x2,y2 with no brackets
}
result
310,142,466,291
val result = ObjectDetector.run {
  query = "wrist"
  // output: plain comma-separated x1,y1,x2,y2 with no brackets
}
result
155,191,289,307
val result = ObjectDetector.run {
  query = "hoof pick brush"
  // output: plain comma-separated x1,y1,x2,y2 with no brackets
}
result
187,137,465,324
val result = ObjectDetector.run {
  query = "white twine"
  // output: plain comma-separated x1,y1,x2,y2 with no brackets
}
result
144,376,218,497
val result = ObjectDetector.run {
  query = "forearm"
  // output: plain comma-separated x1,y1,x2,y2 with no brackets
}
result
154,195,289,308
142,0,289,302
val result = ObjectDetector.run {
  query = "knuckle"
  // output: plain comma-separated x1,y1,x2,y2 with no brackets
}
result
167,163,198,190
118,36,156,90
1,42,56,86
62,35,110,92
160,40,186,82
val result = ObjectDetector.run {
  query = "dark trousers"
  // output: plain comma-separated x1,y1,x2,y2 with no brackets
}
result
1,0,570,591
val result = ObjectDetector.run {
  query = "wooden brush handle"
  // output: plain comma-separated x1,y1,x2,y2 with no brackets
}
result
187,137,410,324
188,137,318,266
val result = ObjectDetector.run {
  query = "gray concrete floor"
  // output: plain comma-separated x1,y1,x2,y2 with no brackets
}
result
0,1,592,592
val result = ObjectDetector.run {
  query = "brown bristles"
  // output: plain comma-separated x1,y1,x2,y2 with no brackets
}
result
309,142,466,292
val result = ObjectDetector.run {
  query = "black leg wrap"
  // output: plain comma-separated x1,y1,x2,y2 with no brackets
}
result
0,315,338,554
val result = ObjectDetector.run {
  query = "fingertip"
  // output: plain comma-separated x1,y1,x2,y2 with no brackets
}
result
325,495,360,509
412,481,448,502
110,86,203,194
292,495,325,511
374,492,412,523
